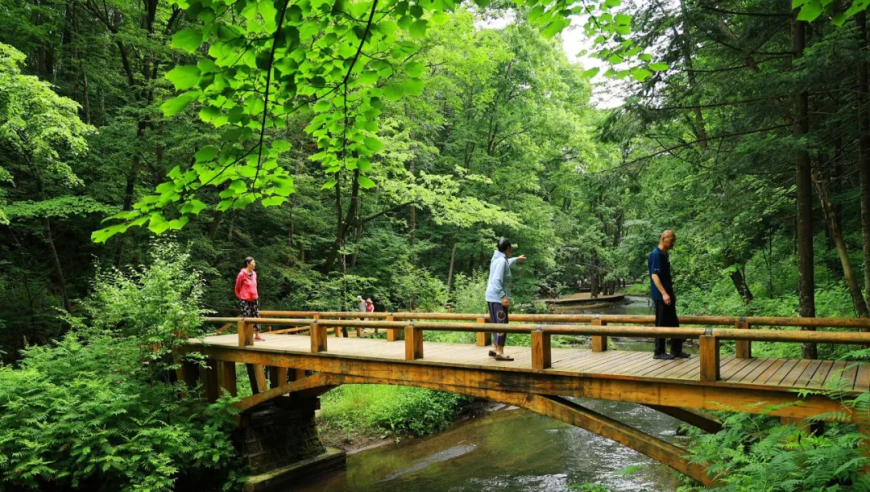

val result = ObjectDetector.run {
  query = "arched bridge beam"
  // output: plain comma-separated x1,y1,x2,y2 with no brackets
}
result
244,372,720,487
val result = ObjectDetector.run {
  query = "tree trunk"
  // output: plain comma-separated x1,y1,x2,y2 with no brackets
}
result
812,167,870,319
409,159,416,247
469,252,475,273
322,170,360,274
730,266,754,305
208,212,222,241
793,11,817,358
45,218,71,314
857,12,870,310
447,242,457,296
114,121,146,265
678,0,708,149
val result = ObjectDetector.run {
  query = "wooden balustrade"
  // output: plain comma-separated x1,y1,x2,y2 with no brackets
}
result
257,310,870,330
209,316,870,383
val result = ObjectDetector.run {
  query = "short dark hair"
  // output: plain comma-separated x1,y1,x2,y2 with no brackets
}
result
497,238,512,253
244,256,255,266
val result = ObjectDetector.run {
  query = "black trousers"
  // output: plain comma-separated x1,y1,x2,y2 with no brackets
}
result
654,300,682,355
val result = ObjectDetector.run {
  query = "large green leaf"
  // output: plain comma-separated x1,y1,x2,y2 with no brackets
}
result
171,28,202,53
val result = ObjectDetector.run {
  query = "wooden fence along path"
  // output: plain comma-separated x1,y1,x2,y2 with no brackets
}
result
179,311,870,487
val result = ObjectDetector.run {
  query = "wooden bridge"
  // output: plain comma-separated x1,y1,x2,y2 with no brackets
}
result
178,311,870,487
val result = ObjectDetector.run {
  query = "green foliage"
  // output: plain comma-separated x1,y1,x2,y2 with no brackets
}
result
91,0,657,242
0,243,243,492
0,42,95,224
318,384,472,439
682,411,870,492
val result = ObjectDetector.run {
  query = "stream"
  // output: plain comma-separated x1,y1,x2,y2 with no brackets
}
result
295,296,688,492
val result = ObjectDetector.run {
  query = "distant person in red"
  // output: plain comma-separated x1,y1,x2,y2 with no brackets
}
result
365,298,374,314
235,256,265,342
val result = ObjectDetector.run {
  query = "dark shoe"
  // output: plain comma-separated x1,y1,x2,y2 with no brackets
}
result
653,353,675,360
671,352,691,359
494,354,514,361
488,350,497,357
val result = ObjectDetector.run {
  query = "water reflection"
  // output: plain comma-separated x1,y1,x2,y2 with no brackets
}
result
295,400,682,492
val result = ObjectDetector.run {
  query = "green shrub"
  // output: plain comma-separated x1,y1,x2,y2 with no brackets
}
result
319,384,473,439
0,243,243,492
683,411,870,492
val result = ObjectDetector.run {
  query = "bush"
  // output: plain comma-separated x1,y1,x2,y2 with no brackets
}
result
683,411,870,492
318,384,473,439
0,243,243,492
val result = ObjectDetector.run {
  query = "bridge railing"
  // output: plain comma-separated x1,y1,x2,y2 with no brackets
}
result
201,316,870,383
246,310,870,359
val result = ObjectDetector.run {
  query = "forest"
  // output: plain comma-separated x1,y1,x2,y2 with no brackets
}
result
2,0,870,491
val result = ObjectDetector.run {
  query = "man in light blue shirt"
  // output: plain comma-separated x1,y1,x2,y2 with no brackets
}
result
485,238,526,361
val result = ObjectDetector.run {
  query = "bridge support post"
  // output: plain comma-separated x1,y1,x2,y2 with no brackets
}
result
270,367,288,389
386,315,402,341
476,317,491,347
700,332,720,381
735,319,751,359
532,330,551,370
218,360,238,396
405,324,423,360
591,318,607,352
238,320,252,347
310,323,328,353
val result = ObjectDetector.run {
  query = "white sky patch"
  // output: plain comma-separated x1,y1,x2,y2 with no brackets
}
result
477,13,627,109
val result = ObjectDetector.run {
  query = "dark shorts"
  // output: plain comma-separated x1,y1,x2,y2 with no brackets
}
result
488,301,509,346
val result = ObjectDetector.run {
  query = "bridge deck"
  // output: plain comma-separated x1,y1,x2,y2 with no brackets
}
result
198,333,870,393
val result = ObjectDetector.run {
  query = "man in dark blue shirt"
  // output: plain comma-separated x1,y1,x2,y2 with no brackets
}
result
648,230,689,360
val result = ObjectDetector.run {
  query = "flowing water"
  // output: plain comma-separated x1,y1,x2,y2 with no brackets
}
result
294,296,688,492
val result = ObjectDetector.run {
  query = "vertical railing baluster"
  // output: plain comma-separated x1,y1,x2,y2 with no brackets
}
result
699,330,720,381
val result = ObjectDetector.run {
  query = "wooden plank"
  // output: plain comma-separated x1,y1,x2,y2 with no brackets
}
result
556,350,619,371
721,357,755,381
780,359,815,387
635,358,678,378
830,361,859,391
856,363,870,392
728,357,767,382
733,358,773,384
793,360,824,387
648,356,699,379
608,352,662,375
752,358,788,385
577,351,644,374
809,361,839,389
761,358,800,386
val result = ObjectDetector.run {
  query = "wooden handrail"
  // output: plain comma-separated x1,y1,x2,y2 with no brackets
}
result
256,310,870,330
203,317,870,344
